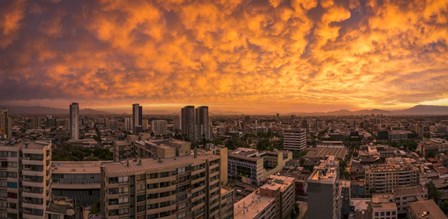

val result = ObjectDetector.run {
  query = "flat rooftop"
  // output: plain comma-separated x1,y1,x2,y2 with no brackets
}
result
261,175,294,192
234,190,275,219
102,152,219,176
409,200,447,219
52,161,106,174
392,185,426,197
305,146,347,160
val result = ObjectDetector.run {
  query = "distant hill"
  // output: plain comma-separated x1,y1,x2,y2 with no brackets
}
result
0,105,112,115
308,105,448,116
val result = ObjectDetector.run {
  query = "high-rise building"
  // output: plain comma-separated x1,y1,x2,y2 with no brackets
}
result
69,103,80,140
307,156,341,219
132,103,143,134
0,108,11,139
283,129,306,151
173,115,181,131
181,105,196,142
195,106,210,141
0,141,52,218
151,120,168,136
100,149,223,218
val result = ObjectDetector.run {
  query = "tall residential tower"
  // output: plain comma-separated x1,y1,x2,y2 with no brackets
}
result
195,106,210,141
181,106,196,142
69,103,79,140
132,103,143,134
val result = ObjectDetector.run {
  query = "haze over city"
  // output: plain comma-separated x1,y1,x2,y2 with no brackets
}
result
0,0,447,114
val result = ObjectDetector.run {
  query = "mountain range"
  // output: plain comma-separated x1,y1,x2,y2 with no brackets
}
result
0,104,447,115
304,105,448,116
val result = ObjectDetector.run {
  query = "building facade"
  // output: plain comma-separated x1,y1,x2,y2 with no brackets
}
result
101,152,223,219
307,156,341,219
0,141,52,219
283,129,306,151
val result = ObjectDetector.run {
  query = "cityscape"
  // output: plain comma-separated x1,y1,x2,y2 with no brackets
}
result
1,0,448,219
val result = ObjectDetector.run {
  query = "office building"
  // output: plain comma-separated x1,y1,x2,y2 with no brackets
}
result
181,106,196,142
0,141,52,218
365,158,420,194
69,103,79,140
195,106,210,140
100,150,223,219
307,156,341,219
283,129,306,151
132,104,143,134
0,108,12,139
228,148,292,185
52,161,105,207
234,175,295,219
151,120,168,136
173,115,181,131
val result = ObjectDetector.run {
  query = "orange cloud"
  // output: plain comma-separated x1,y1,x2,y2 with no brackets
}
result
0,0,447,113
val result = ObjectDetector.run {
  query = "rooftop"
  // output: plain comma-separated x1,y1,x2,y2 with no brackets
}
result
102,152,219,176
52,161,106,174
409,200,448,219
308,156,339,184
260,175,295,192
234,190,275,219
392,185,426,197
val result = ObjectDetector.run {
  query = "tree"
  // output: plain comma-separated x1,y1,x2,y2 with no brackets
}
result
257,139,271,151
441,200,448,214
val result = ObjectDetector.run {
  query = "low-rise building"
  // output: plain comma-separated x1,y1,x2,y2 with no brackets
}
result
228,147,292,185
392,185,427,215
371,194,398,219
233,175,295,219
408,199,447,219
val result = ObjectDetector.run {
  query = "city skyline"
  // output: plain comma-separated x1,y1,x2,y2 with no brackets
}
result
0,0,447,114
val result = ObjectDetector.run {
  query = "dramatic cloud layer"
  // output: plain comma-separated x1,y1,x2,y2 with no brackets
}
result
0,0,447,113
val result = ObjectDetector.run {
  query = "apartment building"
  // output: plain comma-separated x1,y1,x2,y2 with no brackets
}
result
101,151,222,219
0,141,52,219
371,194,398,219
52,161,105,207
234,175,295,219
365,158,420,194
228,147,292,185
220,187,234,219
307,156,341,219
392,185,427,215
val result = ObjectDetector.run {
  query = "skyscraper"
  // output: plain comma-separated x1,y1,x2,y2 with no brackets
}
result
195,106,210,141
181,106,196,142
132,103,143,134
0,108,11,139
69,103,79,140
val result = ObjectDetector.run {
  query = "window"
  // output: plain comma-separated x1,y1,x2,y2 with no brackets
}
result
160,172,169,178
137,194,145,202
7,182,17,189
149,173,158,179
118,176,129,183
119,197,129,204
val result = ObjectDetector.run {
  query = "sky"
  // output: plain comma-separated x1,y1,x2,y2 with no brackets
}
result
0,0,447,114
